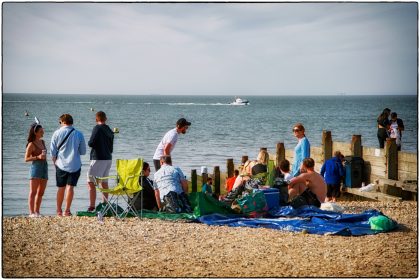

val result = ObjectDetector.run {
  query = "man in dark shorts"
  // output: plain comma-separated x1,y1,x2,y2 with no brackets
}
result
50,114,86,216
288,158,327,208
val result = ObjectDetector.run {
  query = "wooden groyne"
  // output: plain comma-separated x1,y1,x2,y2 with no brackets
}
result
188,130,417,202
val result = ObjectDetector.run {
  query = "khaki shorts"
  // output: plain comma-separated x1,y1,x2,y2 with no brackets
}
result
87,160,112,183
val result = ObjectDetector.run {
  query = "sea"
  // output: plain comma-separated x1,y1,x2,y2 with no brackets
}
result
2,93,418,216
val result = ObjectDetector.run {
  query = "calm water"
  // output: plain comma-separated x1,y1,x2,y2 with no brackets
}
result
2,93,418,216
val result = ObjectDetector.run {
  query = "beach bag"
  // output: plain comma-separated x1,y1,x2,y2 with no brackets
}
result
244,178,263,192
272,177,290,206
236,190,268,217
162,191,182,213
290,188,321,209
223,185,245,205
162,191,192,213
369,215,397,231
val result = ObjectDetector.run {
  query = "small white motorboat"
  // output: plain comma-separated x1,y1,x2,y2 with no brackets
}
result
229,97,249,105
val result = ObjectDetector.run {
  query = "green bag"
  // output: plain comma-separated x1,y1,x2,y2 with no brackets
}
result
236,191,268,217
369,215,397,231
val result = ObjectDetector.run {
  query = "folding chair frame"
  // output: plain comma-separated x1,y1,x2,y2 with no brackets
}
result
92,161,144,220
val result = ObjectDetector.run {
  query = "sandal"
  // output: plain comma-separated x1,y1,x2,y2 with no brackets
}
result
63,210,72,217
57,210,63,217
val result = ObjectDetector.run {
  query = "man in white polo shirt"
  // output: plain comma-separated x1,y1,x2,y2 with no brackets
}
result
152,118,191,171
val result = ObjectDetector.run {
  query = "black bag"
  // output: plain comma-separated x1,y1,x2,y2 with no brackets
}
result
162,191,192,213
162,191,181,213
244,178,263,191
223,185,245,205
272,177,290,206
290,188,321,209
178,192,192,213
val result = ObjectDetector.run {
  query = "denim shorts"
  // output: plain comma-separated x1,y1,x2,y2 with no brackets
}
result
29,160,48,180
56,167,81,187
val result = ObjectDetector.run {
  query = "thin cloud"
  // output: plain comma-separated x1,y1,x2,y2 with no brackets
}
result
3,2,417,95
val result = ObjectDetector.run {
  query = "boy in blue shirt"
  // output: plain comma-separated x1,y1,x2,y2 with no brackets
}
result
202,177,213,196
320,151,345,202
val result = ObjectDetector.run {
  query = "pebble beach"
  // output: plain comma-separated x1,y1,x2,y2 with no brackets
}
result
3,201,417,278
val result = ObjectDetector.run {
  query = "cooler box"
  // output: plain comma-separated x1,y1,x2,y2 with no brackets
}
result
344,156,364,188
254,188,279,210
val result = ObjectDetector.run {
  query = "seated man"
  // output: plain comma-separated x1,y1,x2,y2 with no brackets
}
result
202,177,213,195
288,158,327,208
153,155,192,213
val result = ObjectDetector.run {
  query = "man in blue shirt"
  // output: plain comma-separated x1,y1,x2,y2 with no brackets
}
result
320,151,345,202
153,155,191,213
50,114,86,216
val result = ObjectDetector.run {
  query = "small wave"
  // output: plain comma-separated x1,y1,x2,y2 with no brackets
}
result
55,101,95,104
165,102,232,106
167,102,203,106
3,100,47,103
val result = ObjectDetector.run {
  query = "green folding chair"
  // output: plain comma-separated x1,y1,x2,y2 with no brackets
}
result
267,159,276,186
94,158,144,219
251,159,275,186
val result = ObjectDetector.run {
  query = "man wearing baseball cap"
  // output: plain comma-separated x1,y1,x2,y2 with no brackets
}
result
152,118,191,171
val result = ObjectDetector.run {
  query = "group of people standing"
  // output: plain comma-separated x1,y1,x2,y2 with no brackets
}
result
377,108,405,150
25,112,112,217
24,112,193,217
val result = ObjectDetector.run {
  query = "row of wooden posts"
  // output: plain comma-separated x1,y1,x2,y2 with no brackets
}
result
188,131,410,196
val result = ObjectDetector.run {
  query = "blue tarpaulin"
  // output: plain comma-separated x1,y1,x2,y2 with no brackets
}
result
198,205,397,236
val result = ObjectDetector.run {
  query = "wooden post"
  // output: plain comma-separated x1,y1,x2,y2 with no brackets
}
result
227,158,234,178
214,166,220,196
191,169,197,193
351,135,362,158
241,155,249,164
276,142,285,167
322,130,332,163
385,138,398,180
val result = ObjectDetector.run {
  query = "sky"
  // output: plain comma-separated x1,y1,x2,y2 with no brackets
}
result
2,2,418,95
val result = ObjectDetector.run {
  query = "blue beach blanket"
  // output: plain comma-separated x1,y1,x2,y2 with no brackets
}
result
198,205,397,236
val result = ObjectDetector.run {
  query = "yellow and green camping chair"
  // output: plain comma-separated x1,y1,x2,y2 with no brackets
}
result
94,158,144,219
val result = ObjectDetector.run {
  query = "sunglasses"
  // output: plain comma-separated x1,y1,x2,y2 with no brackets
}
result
33,124,42,132
293,128,301,132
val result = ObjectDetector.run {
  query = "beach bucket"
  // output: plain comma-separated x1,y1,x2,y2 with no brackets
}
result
201,166,208,174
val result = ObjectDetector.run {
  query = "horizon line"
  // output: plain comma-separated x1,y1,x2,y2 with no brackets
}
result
3,92,418,97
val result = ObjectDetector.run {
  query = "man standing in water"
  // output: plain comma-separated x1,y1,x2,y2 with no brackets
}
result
51,114,86,216
86,111,114,212
153,118,191,171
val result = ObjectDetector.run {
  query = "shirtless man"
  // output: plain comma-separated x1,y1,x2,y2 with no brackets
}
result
288,157,327,206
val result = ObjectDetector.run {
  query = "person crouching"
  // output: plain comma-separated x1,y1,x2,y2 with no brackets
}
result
153,155,192,213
